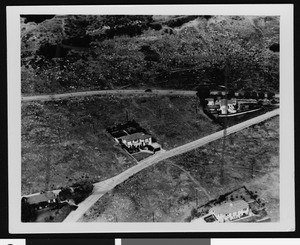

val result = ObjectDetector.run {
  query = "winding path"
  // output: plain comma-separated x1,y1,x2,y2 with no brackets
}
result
63,108,279,222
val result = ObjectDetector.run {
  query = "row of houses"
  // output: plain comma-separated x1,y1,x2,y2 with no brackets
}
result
209,89,276,99
206,98,260,115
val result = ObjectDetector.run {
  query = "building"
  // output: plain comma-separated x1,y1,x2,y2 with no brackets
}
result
25,191,57,210
119,132,152,148
219,99,237,114
209,200,250,222
143,142,162,153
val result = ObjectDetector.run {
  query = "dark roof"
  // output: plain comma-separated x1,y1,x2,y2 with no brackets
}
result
210,200,249,215
27,192,56,205
120,132,151,142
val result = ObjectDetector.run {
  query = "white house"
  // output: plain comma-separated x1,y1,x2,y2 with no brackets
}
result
209,200,250,222
119,132,152,148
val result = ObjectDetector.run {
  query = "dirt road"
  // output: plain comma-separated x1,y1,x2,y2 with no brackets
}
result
22,90,197,102
63,108,279,222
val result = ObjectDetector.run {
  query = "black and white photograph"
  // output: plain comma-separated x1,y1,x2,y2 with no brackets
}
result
7,4,294,233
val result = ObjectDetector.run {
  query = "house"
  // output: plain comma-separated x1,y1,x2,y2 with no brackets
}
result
119,132,152,148
25,191,57,210
209,200,250,222
219,99,237,114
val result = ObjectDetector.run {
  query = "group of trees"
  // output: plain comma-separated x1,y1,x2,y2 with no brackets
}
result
58,179,94,205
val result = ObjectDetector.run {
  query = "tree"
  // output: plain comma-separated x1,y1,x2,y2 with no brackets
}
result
21,197,37,222
196,85,210,106
251,91,258,100
267,92,275,100
58,187,73,201
258,91,265,99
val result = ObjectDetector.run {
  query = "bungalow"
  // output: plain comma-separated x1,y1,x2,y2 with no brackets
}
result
119,132,152,148
209,200,250,222
25,191,57,210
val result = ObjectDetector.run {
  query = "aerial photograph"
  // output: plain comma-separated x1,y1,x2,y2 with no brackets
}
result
20,14,280,223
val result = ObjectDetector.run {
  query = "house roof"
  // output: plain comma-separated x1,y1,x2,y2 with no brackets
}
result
26,192,56,205
210,200,249,215
120,132,151,142
150,142,161,149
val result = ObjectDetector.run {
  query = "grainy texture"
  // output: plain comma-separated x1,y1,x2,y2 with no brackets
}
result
81,116,279,222
22,96,220,195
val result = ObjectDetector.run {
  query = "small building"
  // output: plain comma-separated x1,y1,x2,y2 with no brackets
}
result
25,191,57,210
144,142,162,153
119,132,152,148
209,200,250,222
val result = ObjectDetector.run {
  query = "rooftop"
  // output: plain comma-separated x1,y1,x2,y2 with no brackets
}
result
210,200,249,215
119,132,151,142
26,191,56,205
150,142,161,149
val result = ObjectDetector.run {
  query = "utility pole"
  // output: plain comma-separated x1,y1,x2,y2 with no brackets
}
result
45,150,51,191
251,158,255,179
125,109,129,122
220,60,229,185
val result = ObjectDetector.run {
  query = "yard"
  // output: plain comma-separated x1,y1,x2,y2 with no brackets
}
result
80,116,279,222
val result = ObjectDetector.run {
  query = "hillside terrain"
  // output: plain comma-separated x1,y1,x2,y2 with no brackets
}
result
21,95,220,195
81,116,279,222
21,15,279,95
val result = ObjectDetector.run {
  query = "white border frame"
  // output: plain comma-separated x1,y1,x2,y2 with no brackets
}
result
7,4,294,233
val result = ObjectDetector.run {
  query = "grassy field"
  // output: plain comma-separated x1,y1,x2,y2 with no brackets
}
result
81,116,279,222
22,95,220,195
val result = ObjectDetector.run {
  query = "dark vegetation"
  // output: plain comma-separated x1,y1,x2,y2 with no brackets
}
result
59,179,94,204
21,15,279,95
22,179,92,222
21,197,37,222
269,43,279,52
21,15,56,24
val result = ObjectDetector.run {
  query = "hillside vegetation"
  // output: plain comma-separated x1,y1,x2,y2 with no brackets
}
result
21,15,279,95
21,95,220,194
81,116,279,222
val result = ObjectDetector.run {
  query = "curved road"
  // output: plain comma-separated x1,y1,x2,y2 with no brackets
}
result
22,90,197,102
63,108,279,222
